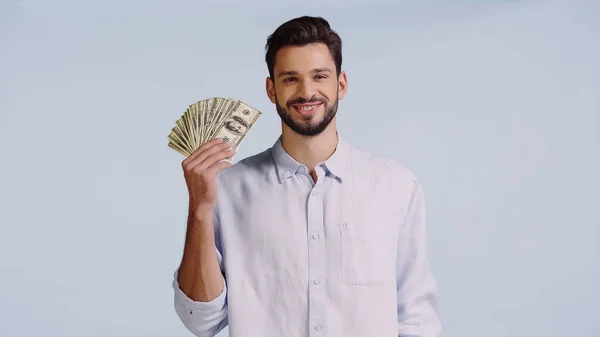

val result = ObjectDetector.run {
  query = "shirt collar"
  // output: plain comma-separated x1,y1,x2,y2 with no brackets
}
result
271,133,351,183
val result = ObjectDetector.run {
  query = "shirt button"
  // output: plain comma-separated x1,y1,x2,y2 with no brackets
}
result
313,279,320,285
312,233,319,239
313,325,321,331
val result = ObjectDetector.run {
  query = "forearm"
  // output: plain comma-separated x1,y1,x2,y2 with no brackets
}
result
177,209,224,302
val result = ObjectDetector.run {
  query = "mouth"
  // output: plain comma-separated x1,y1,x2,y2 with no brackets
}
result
291,102,323,116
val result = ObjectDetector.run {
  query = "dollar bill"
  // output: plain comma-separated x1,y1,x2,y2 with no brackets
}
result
207,98,235,141
168,128,190,152
198,99,206,147
167,97,262,159
168,140,190,157
173,120,193,153
211,100,262,154
206,97,230,141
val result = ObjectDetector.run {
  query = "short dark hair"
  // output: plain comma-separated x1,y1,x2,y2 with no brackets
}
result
265,16,342,79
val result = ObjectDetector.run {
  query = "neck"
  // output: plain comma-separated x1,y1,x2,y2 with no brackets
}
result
280,121,339,174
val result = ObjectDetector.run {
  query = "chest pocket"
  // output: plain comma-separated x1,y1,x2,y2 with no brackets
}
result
339,220,390,285
338,162,394,286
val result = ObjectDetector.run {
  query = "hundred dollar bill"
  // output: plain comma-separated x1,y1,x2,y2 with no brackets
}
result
205,97,223,142
168,140,190,157
211,100,262,156
167,97,262,158
197,99,206,147
168,128,190,153
208,98,236,141
206,97,232,142
173,120,193,153
182,107,195,150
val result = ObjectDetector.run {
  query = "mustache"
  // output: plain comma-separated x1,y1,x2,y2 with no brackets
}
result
286,96,327,107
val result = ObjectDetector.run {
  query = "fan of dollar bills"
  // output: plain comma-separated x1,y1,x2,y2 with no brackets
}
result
167,97,262,158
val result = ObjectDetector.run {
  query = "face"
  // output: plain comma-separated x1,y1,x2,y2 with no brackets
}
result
228,120,247,134
266,43,347,136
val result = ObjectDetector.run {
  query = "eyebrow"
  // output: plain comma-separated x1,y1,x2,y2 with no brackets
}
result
277,67,333,78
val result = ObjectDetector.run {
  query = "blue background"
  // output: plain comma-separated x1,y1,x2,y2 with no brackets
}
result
1,1,598,336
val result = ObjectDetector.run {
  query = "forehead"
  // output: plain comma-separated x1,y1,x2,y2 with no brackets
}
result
274,43,335,72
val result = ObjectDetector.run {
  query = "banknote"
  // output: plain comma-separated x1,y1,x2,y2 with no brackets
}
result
167,97,262,159
211,100,262,154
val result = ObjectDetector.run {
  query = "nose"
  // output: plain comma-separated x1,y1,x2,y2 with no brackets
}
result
297,78,317,100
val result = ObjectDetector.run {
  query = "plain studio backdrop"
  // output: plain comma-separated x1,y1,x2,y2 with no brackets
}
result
1,0,598,336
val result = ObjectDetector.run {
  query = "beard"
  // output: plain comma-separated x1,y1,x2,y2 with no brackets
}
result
275,90,338,137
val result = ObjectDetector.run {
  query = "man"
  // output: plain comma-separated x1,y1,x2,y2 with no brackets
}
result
172,16,441,337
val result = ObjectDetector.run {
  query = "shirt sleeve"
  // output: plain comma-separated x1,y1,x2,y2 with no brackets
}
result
396,177,442,337
172,267,228,337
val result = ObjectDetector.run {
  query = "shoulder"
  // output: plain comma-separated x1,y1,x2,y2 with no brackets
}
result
347,143,419,187
215,146,274,188
344,143,425,222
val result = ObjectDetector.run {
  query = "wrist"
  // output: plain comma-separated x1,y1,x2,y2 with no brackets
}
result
189,203,213,219
188,207,213,227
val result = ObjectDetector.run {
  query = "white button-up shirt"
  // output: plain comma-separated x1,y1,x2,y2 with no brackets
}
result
172,135,441,337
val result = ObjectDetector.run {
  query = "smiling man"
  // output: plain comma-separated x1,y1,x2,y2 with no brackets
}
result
172,16,441,337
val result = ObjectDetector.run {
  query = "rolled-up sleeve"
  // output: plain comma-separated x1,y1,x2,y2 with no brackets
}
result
396,177,442,337
172,268,228,337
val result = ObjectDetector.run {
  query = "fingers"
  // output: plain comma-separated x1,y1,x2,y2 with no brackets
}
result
206,158,233,176
182,139,231,170
193,147,235,173
182,138,225,166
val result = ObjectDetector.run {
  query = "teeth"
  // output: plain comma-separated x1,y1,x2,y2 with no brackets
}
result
298,104,318,111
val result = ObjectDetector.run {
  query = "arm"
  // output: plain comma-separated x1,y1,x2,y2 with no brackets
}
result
396,177,441,337
173,209,228,337
173,138,233,336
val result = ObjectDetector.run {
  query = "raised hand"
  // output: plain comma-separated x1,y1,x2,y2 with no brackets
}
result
181,138,234,219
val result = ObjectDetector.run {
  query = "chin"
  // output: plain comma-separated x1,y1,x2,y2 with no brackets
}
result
295,112,323,122
276,99,336,136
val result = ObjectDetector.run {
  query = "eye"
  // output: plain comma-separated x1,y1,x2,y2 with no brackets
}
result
315,74,327,80
283,77,296,82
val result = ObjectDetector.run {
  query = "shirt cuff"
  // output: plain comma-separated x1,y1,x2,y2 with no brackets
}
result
172,269,227,311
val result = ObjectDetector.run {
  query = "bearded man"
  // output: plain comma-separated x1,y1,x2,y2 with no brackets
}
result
172,15,441,337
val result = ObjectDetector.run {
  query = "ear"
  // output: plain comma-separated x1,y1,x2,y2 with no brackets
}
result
266,77,276,103
337,70,348,100
338,71,348,99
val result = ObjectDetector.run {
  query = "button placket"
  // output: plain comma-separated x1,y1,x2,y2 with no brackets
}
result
307,171,327,336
